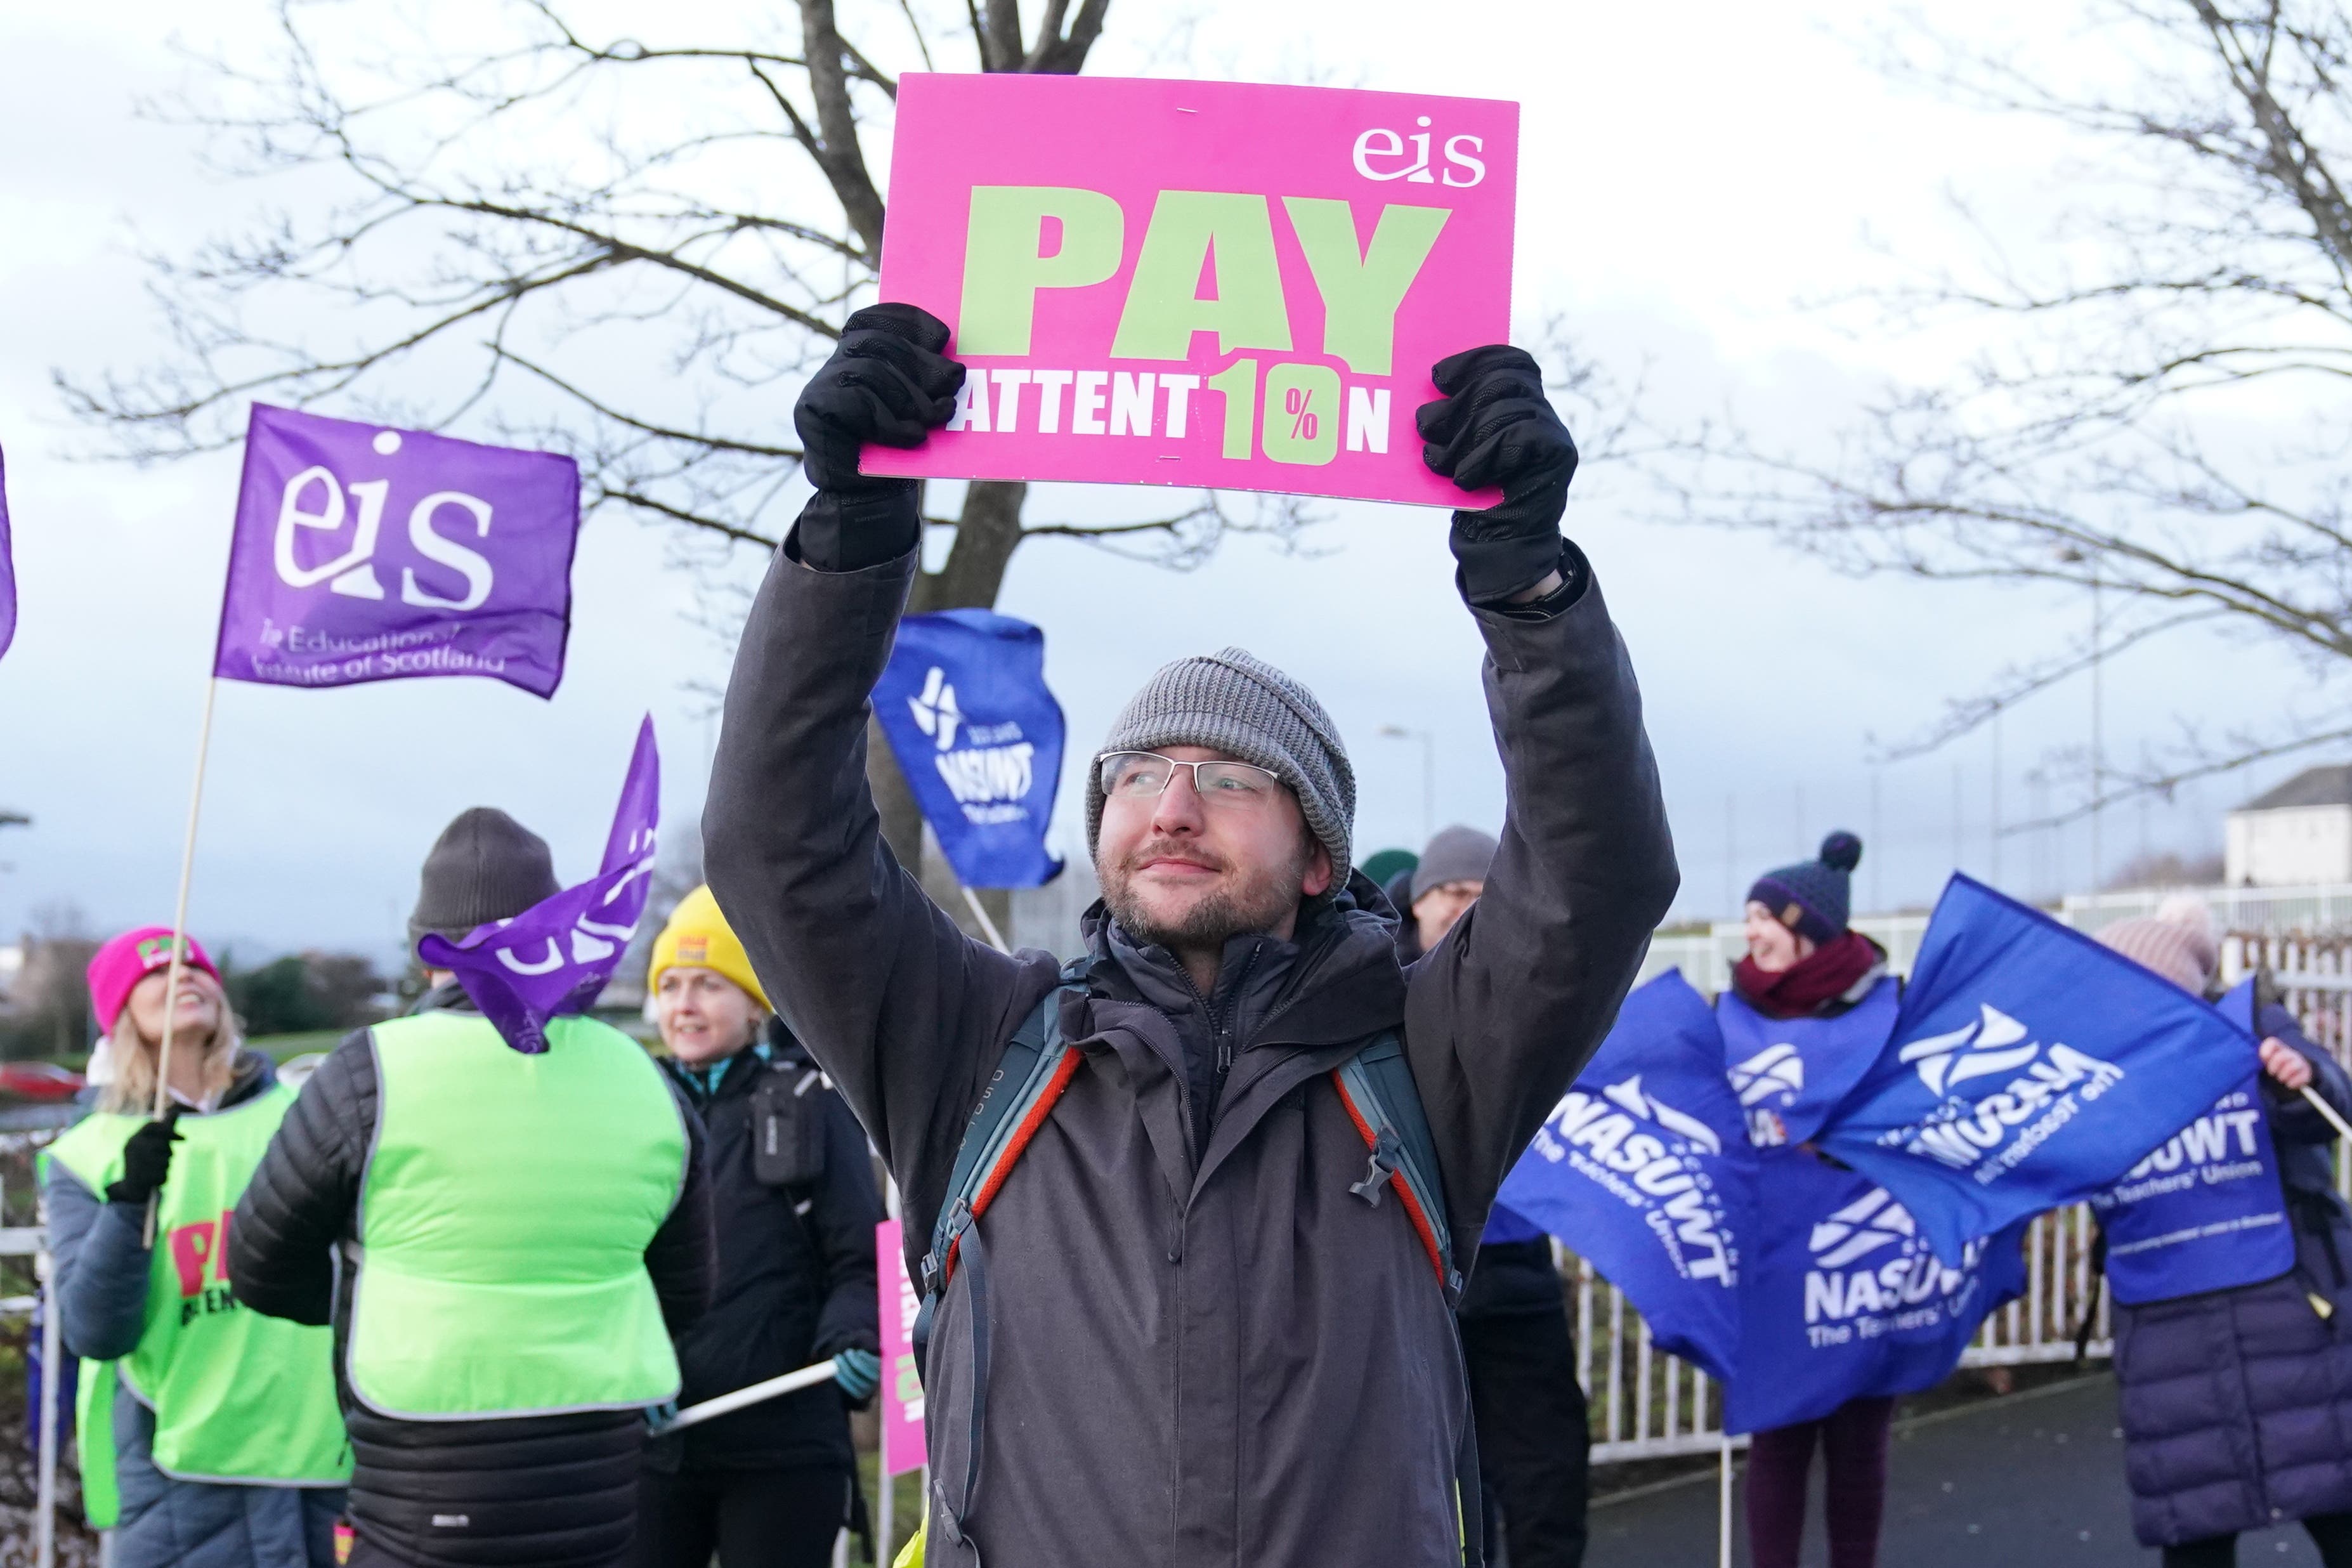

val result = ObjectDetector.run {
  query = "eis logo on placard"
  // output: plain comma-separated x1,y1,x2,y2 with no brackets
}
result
272,431,499,611
1801,1186,1986,1342
1883,1003,2125,1182
1531,1074,1737,1285
1728,1043,1805,1147
1351,118,1489,187
910,666,1036,826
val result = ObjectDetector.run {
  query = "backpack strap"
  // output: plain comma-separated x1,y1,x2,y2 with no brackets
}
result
1331,1030,1465,1305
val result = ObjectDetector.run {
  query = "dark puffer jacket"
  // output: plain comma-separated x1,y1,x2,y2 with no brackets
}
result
2113,1002,2352,1547
646,1028,881,1477
704,526,1678,1567
226,988,716,1568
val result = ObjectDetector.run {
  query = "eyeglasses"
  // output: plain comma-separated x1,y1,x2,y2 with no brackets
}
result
1097,751,1284,807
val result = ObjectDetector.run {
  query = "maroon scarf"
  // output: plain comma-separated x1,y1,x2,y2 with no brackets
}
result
1732,930,1880,1020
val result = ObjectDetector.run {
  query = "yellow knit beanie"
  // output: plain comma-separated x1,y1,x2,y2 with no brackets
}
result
648,885,771,1012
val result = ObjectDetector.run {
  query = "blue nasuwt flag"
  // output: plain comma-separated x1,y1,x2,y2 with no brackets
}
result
873,610,1066,889
1815,875,2252,1264
2091,981,2296,1305
1720,977,1900,1148
1725,1149,2027,1434
0,440,15,663
1498,972,1754,1381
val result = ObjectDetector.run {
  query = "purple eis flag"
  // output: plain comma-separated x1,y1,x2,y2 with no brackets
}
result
417,717,659,1054
214,405,581,698
0,440,15,663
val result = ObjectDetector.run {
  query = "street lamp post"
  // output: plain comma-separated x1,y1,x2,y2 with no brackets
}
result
1377,725,1435,846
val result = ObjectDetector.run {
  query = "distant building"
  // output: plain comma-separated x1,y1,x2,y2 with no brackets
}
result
2227,766,2352,887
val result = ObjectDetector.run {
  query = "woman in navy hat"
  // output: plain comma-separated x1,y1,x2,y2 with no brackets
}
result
1727,833,1905,1568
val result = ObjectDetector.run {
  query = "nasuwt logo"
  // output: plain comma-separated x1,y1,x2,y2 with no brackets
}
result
1802,1184,1987,1333
1531,1075,1735,1284
1728,1043,1805,1146
2097,1089,2269,1208
915,665,1038,825
1879,1003,2126,1182
272,430,499,611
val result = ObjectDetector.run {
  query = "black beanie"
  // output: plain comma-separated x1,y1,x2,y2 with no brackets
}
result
408,807,561,955
1747,831,1863,944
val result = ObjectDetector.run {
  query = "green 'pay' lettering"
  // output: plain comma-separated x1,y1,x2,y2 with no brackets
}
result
1109,192,1291,360
1281,199,1451,376
958,186,1126,356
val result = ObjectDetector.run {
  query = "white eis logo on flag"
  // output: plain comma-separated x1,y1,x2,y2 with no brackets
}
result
1881,1003,2126,1182
272,434,498,611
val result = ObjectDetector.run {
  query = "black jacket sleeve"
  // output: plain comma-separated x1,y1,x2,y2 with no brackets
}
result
646,1079,717,1336
704,535,1061,1277
1404,542,1680,1266
806,1092,885,1360
229,1028,374,1325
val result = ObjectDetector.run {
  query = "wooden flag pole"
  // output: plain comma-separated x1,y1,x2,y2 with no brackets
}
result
959,885,1010,954
145,676,221,1246
2303,1083,2352,1145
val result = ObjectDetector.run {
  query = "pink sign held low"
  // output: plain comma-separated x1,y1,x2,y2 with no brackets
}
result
875,1220,925,1477
868,74,1518,509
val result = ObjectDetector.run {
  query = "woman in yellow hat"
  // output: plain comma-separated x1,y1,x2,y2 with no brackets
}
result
634,887,885,1568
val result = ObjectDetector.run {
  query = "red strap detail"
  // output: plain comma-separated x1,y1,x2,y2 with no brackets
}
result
1329,1069,1450,1293
941,1046,1084,1288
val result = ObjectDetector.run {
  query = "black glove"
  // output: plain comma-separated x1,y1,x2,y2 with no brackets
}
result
790,303,966,573
1416,345,1580,603
105,1106,184,1206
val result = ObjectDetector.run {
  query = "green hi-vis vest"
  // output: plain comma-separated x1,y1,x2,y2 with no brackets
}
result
42,1088,350,1529
348,1010,687,1419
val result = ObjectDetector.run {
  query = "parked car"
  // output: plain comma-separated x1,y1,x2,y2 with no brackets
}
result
0,1063,84,1102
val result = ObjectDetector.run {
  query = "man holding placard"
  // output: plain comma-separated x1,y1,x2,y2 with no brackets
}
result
709,73,1670,1568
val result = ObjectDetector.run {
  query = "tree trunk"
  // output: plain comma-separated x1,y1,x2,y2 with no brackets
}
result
871,477,1035,941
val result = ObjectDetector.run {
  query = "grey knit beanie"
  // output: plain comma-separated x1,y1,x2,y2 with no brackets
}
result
1412,825,1497,904
408,807,562,954
1087,646,1355,877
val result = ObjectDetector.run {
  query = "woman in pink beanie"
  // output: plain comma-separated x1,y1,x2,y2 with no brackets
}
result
42,929,349,1565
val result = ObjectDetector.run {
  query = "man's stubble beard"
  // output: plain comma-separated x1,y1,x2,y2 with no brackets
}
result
1100,837,1312,955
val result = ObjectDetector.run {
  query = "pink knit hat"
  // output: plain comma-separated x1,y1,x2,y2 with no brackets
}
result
2094,896,2219,995
86,927,223,1034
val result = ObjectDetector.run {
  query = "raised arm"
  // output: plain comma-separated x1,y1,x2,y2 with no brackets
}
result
704,304,1059,1236
1402,346,1682,1255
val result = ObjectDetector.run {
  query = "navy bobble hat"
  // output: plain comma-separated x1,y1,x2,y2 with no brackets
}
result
1747,831,1864,944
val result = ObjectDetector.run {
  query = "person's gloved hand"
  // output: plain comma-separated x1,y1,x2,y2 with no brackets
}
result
833,1347,882,1404
1416,344,1580,603
105,1106,184,1206
790,303,964,574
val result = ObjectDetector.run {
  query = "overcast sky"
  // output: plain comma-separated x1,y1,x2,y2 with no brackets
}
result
0,0,2313,968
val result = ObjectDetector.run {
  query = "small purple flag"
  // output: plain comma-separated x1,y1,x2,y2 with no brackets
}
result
417,717,659,1053
215,405,581,698
0,441,16,664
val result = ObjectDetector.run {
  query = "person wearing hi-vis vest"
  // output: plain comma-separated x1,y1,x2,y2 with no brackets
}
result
2091,900,2352,1568
225,807,717,1568
703,306,1678,1568
42,925,350,1568
634,886,883,1568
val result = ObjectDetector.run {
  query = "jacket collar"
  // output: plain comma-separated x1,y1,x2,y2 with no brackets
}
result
1079,868,1408,1049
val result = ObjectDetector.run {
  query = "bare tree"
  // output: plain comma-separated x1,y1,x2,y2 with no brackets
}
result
1664,0,2352,821
65,0,1306,893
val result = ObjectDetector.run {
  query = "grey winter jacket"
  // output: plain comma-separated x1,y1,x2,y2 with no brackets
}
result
703,533,1677,1568
46,1052,346,1568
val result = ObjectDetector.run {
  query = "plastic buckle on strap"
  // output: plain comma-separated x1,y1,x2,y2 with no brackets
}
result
932,1479,964,1546
1350,1128,1404,1206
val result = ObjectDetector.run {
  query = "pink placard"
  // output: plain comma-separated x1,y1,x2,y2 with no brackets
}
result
874,1220,925,1476
867,74,1517,508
